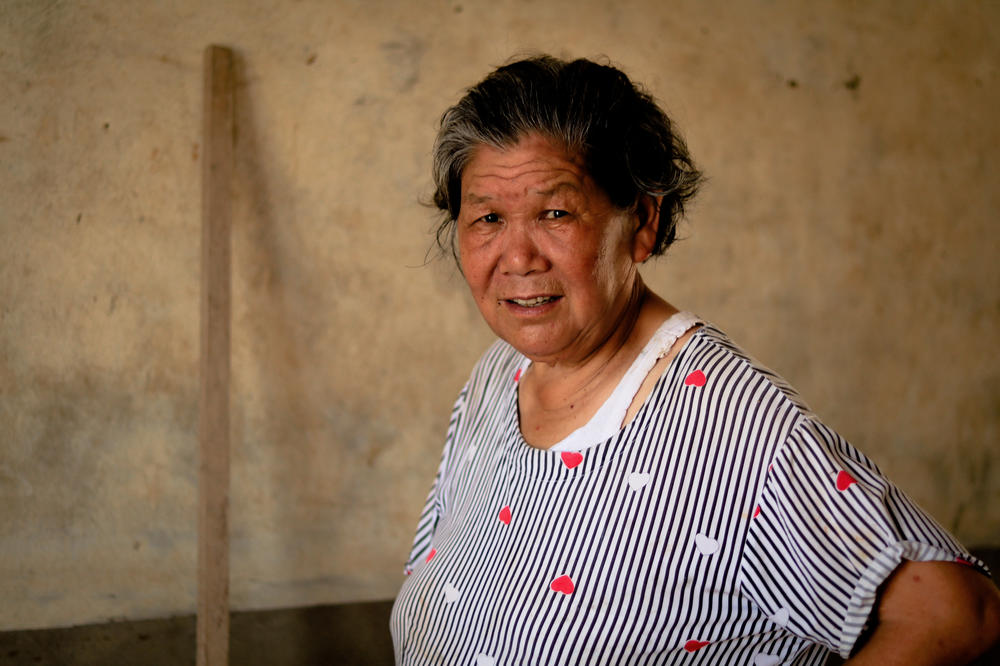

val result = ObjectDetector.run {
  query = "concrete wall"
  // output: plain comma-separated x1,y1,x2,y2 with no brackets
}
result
1,0,997,631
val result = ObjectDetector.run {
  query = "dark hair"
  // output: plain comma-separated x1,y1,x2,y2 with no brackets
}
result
431,54,702,261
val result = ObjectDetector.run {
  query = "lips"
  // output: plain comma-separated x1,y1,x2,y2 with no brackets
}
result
503,295,562,308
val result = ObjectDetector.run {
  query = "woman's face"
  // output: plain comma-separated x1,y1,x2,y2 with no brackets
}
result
456,134,646,366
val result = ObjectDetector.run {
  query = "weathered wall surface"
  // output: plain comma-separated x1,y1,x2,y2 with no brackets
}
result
1,0,996,630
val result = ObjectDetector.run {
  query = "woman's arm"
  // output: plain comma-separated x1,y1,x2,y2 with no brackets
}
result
844,560,1000,665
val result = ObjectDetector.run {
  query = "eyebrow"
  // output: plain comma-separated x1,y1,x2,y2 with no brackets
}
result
462,192,493,205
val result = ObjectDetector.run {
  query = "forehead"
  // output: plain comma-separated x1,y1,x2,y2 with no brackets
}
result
460,135,592,202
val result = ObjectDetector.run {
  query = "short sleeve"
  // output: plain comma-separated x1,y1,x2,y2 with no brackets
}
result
739,415,990,659
402,384,468,575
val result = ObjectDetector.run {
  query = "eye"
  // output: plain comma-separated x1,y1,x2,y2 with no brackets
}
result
478,212,500,224
543,209,569,219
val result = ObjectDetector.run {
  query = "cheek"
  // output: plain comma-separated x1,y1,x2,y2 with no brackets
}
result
456,233,477,275
458,250,491,298
590,229,631,281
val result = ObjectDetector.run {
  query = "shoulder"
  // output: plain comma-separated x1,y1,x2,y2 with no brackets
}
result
682,322,814,418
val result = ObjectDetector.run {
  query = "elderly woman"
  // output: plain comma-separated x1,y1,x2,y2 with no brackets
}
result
390,56,1000,665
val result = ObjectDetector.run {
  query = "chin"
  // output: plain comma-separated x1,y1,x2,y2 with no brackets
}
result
487,317,574,362
500,335,567,363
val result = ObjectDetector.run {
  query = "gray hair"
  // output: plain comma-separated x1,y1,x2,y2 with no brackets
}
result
431,55,702,261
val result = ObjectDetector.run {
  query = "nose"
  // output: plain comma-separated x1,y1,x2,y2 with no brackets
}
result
498,222,548,276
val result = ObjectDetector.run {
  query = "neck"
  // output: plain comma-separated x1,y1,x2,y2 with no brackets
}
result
525,278,665,412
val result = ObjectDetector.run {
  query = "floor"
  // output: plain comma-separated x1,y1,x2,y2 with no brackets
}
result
0,600,395,666
2,548,997,665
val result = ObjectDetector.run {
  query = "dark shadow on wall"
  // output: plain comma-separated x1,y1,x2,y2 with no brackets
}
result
228,45,303,600
228,48,361,611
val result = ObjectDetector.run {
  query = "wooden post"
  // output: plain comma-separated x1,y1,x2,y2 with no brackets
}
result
198,44,234,666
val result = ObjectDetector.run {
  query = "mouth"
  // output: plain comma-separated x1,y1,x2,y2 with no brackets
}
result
506,295,560,307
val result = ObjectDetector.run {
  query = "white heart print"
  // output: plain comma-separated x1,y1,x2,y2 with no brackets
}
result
694,533,720,555
627,472,650,491
443,582,460,604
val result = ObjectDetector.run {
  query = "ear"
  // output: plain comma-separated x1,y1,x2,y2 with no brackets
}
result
630,194,661,263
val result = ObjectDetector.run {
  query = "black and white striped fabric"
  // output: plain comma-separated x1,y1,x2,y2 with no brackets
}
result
390,324,986,665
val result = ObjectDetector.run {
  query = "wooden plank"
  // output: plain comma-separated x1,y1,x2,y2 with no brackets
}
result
198,44,234,666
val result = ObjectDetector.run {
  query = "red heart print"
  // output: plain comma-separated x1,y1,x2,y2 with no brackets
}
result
561,451,583,469
514,368,522,383
836,470,857,491
684,370,706,387
684,640,710,652
753,505,761,518
498,505,511,525
955,556,973,567
550,575,575,595
425,548,436,563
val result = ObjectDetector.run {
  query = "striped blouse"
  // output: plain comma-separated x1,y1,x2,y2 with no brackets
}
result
390,323,986,665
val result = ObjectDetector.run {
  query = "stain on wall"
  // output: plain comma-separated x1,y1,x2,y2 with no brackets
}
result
1,0,997,631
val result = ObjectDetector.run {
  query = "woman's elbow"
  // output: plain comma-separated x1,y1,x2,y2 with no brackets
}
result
968,578,1000,661
869,560,1000,663
919,564,1000,661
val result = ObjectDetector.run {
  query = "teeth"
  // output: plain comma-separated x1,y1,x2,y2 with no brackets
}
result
511,296,554,307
